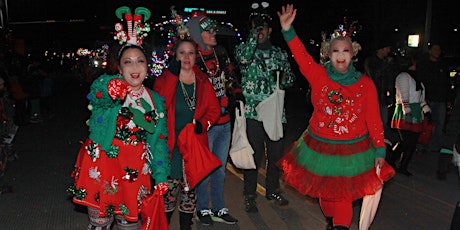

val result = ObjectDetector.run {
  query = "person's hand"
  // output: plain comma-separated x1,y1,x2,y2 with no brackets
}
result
235,93,246,105
128,99,156,133
277,4,297,31
108,78,129,100
194,120,203,134
375,157,385,169
404,113,413,123
424,112,432,122
250,16,265,35
154,182,169,196
168,59,181,77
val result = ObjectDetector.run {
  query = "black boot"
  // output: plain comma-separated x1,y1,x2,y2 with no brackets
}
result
333,226,349,230
437,153,451,180
166,211,174,225
399,149,415,176
179,211,193,230
326,217,333,230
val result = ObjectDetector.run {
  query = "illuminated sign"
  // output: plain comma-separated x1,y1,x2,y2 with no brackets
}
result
407,34,419,48
184,7,227,15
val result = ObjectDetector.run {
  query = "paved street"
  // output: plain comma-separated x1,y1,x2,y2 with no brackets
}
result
0,75,459,230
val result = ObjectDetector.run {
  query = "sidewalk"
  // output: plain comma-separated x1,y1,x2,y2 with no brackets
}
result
0,76,459,230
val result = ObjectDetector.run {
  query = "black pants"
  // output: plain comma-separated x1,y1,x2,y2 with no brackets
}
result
388,129,419,170
243,119,285,197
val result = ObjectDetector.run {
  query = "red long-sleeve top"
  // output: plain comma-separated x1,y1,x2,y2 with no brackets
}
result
287,36,385,149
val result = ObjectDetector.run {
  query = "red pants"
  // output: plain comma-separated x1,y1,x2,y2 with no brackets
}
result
320,198,352,227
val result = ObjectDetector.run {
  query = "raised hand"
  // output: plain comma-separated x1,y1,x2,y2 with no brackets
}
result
277,4,297,31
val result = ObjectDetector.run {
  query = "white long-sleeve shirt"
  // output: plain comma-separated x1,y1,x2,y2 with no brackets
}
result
394,72,431,114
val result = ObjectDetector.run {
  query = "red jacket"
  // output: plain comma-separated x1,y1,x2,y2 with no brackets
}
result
153,66,220,157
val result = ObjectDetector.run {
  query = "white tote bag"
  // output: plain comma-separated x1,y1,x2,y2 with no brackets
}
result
359,166,382,230
229,101,256,169
256,71,285,141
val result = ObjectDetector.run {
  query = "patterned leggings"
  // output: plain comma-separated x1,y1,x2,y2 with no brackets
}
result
164,178,196,214
87,208,140,230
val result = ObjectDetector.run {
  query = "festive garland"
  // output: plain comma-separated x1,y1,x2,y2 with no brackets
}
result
328,90,343,104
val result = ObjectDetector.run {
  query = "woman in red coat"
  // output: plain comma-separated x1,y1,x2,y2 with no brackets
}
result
153,39,220,230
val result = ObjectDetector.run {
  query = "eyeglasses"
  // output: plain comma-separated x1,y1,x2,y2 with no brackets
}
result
203,28,218,34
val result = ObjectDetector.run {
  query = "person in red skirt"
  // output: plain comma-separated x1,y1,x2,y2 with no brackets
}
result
277,5,395,230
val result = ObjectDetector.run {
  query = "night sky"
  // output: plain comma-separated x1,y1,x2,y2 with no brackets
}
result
4,0,460,56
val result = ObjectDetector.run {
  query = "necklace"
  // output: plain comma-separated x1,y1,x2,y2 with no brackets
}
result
199,48,220,77
179,76,196,111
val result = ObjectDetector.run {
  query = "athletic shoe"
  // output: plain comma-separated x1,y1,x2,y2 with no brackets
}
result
196,209,214,226
212,208,238,224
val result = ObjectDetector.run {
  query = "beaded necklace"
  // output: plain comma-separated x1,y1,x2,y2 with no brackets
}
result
179,75,196,111
199,48,220,77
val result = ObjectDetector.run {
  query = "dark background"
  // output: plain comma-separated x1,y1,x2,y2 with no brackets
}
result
3,0,460,58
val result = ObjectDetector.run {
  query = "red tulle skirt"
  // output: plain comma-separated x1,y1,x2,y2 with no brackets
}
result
278,131,395,201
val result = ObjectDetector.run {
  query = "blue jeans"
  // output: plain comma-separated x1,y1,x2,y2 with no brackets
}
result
196,122,231,211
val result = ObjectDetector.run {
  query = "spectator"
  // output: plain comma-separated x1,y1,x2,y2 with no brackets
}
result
416,44,451,179
389,56,431,176
439,84,460,179
364,40,399,148
25,57,46,123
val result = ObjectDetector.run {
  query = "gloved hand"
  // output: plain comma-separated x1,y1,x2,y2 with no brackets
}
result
154,182,169,196
250,26,264,35
194,120,203,134
108,78,129,100
235,93,246,105
404,113,413,123
128,98,155,133
168,58,181,77
424,112,432,122
250,17,265,35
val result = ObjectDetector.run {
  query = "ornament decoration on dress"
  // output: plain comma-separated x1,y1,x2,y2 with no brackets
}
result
113,6,151,46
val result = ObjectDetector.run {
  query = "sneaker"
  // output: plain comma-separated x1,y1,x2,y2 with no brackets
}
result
245,197,258,213
196,209,214,226
266,193,289,206
212,208,238,224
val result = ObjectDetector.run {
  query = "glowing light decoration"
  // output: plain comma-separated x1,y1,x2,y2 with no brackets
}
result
149,50,169,77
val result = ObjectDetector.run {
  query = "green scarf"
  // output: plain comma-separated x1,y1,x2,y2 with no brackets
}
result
325,62,362,86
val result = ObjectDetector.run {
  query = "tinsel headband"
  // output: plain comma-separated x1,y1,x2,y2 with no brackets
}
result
320,17,362,64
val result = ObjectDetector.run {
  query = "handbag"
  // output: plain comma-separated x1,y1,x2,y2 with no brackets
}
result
229,101,256,169
177,123,222,189
256,71,285,141
140,192,168,230
417,119,434,145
